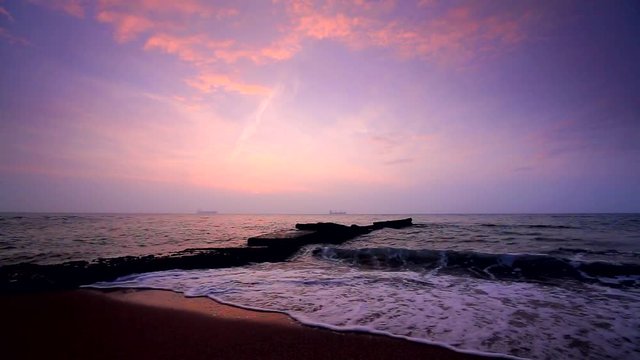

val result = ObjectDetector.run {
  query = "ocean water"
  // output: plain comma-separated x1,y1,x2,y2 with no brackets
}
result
2,213,640,359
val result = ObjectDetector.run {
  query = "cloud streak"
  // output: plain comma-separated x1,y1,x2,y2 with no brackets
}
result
27,0,87,17
0,5,14,21
0,4,28,45
0,27,29,46
186,72,270,96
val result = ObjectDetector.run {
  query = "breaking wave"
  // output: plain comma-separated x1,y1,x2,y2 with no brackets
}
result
312,247,640,287
479,223,578,229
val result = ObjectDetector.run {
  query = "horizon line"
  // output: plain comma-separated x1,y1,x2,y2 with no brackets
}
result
1,211,638,216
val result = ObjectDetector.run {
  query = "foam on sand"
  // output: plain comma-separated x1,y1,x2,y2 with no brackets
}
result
88,261,640,359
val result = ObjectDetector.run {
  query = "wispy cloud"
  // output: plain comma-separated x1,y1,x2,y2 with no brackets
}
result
0,27,29,46
232,86,282,159
96,10,154,42
186,72,270,96
0,4,29,45
95,0,237,41
279,0,534,65
143,33,234,65
0,5,14,21
27,0,87,18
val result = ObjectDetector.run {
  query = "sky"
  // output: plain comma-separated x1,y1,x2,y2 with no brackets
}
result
0,0,639,214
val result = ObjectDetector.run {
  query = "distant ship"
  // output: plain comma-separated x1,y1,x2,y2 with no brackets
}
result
329,210,347,215
196,210,218,215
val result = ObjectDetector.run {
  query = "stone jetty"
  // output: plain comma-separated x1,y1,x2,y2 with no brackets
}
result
0,218,413,293
248,218,413,247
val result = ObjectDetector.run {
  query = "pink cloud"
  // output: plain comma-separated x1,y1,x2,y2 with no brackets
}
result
144,33,234,64
29,0,537,99
144,32,300,66
256,35,301,61
365,4,531,64
32,0,536,98
96,11,154,42
96,0,237,42
297,13,358,39
279,0,533,65
213,34,301,64
281,0,366,43
186,73,271,96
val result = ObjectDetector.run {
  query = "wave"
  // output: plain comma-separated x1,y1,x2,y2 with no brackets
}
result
4,244,639,293
312,247,640,287
479,223,578,229
549,247,640,257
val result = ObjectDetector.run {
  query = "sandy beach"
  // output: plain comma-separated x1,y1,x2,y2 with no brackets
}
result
1,289,486,360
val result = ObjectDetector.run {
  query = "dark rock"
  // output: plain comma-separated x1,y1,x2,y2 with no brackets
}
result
372,218,413,229
247,230,316,247
295,222,353,231
0,218,413,293
0,247,299,294
249,218,413,248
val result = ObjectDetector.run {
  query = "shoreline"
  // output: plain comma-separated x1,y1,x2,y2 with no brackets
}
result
1,289,489,359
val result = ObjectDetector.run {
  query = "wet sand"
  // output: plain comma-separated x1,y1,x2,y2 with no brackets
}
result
1,289,489,359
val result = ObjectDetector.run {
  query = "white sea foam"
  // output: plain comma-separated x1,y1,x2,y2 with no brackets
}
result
88,261,640,360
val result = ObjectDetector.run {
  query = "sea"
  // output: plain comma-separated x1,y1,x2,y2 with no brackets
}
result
1,213,639,359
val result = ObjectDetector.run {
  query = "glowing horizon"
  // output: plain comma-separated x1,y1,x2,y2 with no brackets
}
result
1,0,639,213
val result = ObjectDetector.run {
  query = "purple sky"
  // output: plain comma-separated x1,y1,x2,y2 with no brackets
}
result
1,0,639,214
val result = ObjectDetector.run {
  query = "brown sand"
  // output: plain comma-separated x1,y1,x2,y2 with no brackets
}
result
1,289,489,359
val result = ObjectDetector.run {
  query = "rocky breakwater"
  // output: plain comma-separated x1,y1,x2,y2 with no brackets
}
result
248,218,413,247
0,218,412,293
